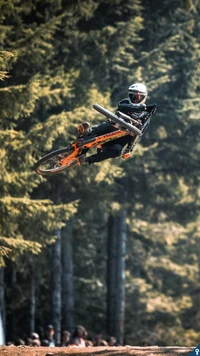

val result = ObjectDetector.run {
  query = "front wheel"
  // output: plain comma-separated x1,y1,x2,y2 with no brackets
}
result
34,146,79,175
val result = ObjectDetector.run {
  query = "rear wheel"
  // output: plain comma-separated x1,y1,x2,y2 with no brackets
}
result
34,146,79,175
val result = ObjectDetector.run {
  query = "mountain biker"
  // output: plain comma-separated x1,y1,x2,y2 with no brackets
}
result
78,83,157,165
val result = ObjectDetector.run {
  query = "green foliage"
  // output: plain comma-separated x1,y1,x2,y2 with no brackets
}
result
0,50,13,80
0,0,200,346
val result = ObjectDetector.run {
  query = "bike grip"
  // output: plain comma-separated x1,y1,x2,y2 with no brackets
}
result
93,104,142,136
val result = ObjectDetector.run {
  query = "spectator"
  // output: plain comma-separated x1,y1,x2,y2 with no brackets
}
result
85,339,93,347
30,332,41,347
7,341,15,346
32,339,41,346
46,324,56,347
61,330,71,347
16,338,25,346
107,336,117,346
41,339,49,346
93,332,108,346
26,337,33,346
70,325,87,347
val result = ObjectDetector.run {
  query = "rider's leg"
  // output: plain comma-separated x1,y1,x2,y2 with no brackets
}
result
88,121,117,137
86,144,122,164
77,121,114,138
78,122,119,165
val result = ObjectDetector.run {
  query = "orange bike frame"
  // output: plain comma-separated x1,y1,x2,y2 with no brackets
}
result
60,128,132,166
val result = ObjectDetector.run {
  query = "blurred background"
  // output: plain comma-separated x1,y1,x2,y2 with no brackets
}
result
0,0,200,348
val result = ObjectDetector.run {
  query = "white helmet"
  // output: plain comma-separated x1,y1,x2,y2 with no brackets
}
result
128,83,147,105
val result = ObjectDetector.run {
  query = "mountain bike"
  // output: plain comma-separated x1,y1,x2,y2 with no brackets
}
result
34,104,142,176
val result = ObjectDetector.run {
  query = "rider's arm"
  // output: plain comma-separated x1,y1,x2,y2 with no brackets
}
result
135,103,157,126
121,109,155,159
118,99,157,115
145,103,157,114
117,99,146,115
122,135,139,159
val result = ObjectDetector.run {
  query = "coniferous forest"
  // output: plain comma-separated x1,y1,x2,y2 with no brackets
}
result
0,0,200,347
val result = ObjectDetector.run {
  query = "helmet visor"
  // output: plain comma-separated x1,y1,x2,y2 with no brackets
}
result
129,91,145,104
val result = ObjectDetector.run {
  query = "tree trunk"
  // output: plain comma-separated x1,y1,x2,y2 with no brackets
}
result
106,208,127,345
115,209,126,345
106,214,117,336
30,270,36,334
10,264,17,340
51,228,62,345
62,219,74,333
0,267,5,344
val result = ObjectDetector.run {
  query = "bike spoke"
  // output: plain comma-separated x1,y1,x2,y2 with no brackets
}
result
39,154,78,172
40,156,62,171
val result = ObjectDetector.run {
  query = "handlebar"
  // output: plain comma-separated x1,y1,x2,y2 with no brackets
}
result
117,110,142,128
93,104,142,136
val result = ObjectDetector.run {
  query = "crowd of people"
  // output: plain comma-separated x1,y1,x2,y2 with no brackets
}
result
6,324,117,347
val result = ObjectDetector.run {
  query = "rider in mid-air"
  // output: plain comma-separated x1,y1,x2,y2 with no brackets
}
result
77,83,157,165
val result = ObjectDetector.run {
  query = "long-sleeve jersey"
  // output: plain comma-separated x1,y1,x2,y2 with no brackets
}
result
117,98,151,129
92,98,155,149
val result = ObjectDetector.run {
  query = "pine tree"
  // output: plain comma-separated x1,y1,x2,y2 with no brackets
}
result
121,0,200,345
1,0,200,346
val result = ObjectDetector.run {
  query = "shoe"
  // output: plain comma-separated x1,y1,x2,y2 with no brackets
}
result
77,122,90,138
122,152,131,159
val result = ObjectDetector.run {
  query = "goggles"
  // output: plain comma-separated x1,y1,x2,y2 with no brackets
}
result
129,91,145,104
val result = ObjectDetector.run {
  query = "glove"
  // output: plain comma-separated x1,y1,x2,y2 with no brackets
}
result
140,103,147,111
132,103,146,111
146,103,157,114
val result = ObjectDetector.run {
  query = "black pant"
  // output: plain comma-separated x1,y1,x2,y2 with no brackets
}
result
88,144,122,164
87,122,125,164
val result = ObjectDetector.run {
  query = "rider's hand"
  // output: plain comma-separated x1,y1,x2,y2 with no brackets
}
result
146,103,157,114
122,152,131,159
140,103,146,111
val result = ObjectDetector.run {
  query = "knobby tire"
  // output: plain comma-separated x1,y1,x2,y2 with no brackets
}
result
34,146,78,176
